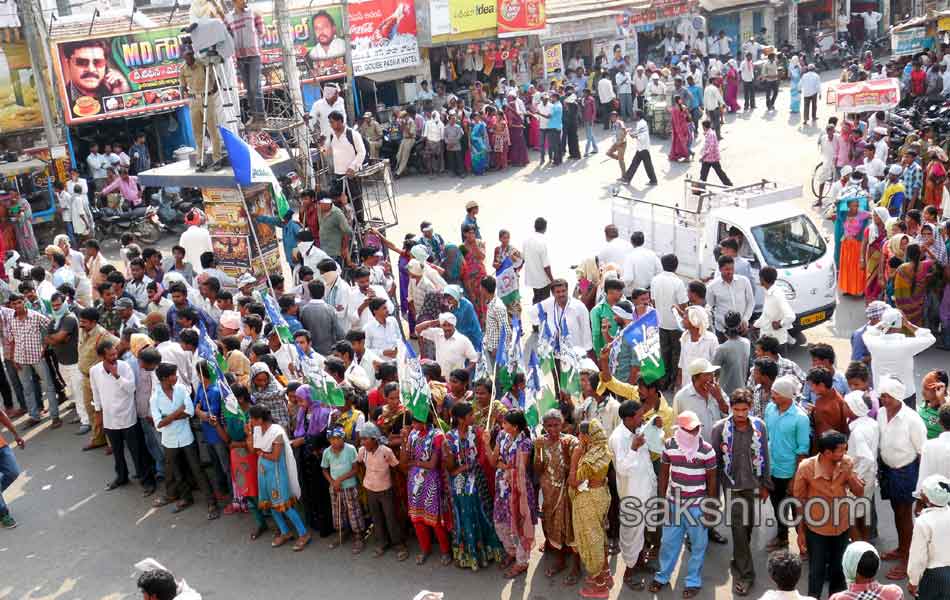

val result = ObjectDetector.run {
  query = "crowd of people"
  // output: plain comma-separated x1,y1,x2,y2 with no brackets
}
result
0,171,949,599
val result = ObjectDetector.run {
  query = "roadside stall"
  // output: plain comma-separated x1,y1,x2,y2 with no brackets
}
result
889,10,946,60
0,148,71,247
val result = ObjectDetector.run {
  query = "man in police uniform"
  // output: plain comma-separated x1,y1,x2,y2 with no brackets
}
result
179,46,221,168
358,112,383,159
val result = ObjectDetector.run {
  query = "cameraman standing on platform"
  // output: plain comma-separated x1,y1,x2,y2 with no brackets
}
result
179,46,222,169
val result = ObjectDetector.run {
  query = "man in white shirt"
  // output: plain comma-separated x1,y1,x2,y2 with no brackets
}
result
619,110,657,186
632,66,649,111
707,255,755,338
324,111,366,179
597,69,616,130
346,269,392,329
422,111,445,175
704,76,726,139
753,266,795,345
415,312,479,376
154,326,195,393
877,374,927,579
872,127,889,164
621,231,662,296
363,297,401,359
862,308,935,408
741,38,761,61
859,11,881,40
715,31,733,61
615,64,633,119
86,143,110,191
178,214,213,275
90,339,155,494
598,224,632,268
844,389,879,540
536,279,593,353
609,399,657,588
309,82,346,141
740,52,757,111
523,217,553,304
799,64,822,125
651,254,688,390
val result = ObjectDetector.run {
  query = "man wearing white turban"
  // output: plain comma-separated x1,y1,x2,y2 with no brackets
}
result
876,374,928,580
844,390,878,541
677,304,719,389
908,475,950,599
862,307,935,408
834,541,903,598
414,312,479,376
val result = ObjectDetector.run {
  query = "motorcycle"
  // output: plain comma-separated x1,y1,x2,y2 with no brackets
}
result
92,204,161,246
812,31,851,71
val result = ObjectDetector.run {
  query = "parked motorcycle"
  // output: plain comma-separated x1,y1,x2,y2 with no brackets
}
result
92,204,161,246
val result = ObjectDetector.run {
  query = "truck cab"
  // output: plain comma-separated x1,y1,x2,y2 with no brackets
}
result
698,203,837,331
612,179,836,332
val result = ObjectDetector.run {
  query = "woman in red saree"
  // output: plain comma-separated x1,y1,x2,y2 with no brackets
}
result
893,243,934,326
505,97,528,167
668,96,691,162
862,206,890,303
460,224,487,325
839,198,870,296
922,155,946,210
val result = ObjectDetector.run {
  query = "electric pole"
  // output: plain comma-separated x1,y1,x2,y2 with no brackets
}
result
17,0,61,146
272,0,314,186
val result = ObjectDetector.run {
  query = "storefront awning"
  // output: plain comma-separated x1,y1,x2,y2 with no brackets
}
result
699,0,776,14
891,9,950,32
546,0,651,20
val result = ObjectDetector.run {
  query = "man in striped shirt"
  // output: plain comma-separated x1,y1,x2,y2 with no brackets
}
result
649,410,718,598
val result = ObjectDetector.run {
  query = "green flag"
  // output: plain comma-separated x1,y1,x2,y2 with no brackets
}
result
403,385,430,422
324,377,346,407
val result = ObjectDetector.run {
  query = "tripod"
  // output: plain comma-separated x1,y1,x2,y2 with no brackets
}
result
195,50,242,171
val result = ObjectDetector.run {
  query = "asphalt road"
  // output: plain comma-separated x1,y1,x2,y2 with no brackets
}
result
0,72,931,599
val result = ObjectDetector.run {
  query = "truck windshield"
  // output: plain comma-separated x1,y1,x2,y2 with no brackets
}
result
751,215,826,268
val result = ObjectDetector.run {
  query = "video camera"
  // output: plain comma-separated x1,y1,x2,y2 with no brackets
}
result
182,18,234,65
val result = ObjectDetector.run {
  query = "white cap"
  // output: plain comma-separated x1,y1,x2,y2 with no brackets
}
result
888,164,903,175
438,312,457,326
878,375,906,402
686,358,719,378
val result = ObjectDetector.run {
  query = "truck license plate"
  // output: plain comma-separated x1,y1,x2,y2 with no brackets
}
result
800,311,825,326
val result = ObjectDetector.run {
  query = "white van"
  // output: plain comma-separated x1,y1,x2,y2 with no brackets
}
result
611,179,836,331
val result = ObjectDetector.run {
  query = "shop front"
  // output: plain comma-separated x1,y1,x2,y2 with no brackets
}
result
539,13,623,76
619,0,698,65
701,0,776,57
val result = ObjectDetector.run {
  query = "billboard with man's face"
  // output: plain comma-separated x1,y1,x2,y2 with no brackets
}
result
52,8,348,125
52,31,187,125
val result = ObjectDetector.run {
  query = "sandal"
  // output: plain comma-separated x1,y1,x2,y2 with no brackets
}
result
880,549,902,561
415,553,429,565
207,505,221,520
250,525,268,541
503,564,528,579
499,555,515,570
396,547,410,562
151,496,175,508
373,547,387,558
172,499,193,513
683,587,702,599
885,565,908,581
293,534,312,552
271,533,292,548
440,553,453,566
648,580,667,594
733,581,751,596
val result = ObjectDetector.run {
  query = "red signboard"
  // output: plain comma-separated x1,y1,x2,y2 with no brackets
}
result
497,0,546,38
348,0,421,76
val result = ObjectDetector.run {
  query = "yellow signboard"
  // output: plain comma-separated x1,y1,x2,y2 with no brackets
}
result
0,41,43,134
450,0,497,34
939,16,950,31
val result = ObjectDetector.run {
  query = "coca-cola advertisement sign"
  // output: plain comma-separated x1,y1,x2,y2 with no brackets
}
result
497,0,545,38
348,0,420,76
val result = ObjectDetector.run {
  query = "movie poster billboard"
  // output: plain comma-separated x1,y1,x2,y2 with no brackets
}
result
497,0,545,38
203,185,281,284
52,30,187,126
348,0,421,76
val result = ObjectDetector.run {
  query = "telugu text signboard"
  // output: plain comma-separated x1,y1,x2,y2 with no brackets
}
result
349,0,421,76
52,30,187,125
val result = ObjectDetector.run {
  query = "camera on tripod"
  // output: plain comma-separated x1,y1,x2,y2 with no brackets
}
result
181,19,234,65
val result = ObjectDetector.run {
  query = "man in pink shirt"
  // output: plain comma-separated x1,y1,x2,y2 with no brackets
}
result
98,169,141,207
699,119,732,185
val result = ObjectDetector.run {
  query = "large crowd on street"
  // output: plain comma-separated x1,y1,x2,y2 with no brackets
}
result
6,26,950,600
